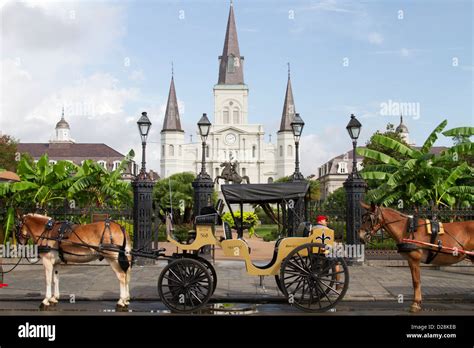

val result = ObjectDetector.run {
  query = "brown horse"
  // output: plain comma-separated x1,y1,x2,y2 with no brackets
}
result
17,213,132,310
358,202,474,313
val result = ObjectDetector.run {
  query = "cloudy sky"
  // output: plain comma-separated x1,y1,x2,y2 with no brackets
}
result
0,0,472,175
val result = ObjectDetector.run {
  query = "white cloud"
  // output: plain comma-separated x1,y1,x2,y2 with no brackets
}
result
299,127,350,176
368,32,383,45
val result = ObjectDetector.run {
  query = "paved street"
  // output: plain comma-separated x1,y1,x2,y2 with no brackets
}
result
0,258,472,315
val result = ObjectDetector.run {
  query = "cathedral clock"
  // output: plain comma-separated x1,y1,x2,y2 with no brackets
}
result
225,133,237,145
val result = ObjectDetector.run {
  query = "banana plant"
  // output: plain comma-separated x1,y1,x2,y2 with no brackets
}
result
357,120,474,208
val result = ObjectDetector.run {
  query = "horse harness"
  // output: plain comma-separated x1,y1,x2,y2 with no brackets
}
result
364,208,469,264
18,217,125,263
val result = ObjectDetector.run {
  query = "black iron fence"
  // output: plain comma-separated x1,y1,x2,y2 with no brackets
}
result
308,202,474,249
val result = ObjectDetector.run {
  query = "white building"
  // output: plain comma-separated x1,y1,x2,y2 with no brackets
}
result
160,3,295,185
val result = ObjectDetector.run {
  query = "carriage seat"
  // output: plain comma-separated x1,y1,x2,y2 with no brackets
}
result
194,213,220,225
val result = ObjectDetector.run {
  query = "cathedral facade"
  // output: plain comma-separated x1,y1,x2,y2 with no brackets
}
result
160,3,296,186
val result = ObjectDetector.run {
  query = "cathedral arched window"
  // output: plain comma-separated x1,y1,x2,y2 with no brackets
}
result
252,145,256,158
268,177,274,183
223,108,230,124
206,145,209,158
233,108,240,124
169,145,174,156
179,145,182,156
287,145,293,157
162,145,165,157
279,146,283,157
242,168,246,176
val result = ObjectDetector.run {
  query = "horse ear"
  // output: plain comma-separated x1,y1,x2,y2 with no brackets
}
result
360,201,371,210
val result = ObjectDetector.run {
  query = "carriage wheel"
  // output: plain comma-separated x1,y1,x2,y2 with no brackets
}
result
274,275,284,294
280,243,349,313
169,254,217,295
194,256,217,295
158,258,213,314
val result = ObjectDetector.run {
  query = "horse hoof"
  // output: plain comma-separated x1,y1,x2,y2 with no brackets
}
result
409,303,422,313
116,304,128,312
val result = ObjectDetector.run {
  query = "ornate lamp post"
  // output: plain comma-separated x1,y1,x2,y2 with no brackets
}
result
132,112,155,264
288,113,307,236
343,114,367,250
290,113,305,181
192,113,214,218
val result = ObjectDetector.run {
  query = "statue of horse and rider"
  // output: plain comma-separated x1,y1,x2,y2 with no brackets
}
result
214,160,250,185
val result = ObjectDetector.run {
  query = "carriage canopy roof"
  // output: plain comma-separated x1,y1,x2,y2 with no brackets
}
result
221,182,310,204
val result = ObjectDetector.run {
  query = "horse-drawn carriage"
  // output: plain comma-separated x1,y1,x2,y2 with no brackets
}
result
159,182,349,313
13,182,349,313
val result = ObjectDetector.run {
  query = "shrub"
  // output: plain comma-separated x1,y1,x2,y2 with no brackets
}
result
222,211,259,237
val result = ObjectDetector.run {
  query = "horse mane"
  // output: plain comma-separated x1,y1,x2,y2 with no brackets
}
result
381,207,411,218
26,213,52,220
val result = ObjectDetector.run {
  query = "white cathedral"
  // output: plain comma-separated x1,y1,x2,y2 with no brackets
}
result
160,3,296,186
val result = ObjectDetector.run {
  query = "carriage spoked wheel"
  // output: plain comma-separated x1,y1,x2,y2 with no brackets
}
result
169,254,217,295
158,258,213,314
280,242,349,313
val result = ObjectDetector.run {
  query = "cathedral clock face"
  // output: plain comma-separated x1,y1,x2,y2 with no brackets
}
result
225,133,237,145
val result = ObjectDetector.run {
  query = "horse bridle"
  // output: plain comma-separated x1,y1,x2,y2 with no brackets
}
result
362,206,408,243
361,208,384,242
15,216,53,245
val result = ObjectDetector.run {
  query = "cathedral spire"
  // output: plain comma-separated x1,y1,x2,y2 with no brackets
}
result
161,71,183,133
279,64,296,132
218,2,244,85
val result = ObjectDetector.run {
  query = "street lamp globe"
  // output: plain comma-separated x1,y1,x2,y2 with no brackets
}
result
197,113,211,142
346,113,362,141
137,111,152,143
291,113,305,142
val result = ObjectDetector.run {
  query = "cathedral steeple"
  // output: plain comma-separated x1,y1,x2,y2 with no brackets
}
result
218,1,244,85
161,69,183,133
279,63,296,133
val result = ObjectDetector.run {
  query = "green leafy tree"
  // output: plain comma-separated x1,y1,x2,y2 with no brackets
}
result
153,172,196,224
357,120,474,208
323,187,346,210
0,152,135,243
363,123,409,168
275,175,320,201
0,135,18,172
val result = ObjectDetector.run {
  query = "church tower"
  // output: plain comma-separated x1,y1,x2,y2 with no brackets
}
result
213,2,248,126
277,65,297,178
160,70,184,177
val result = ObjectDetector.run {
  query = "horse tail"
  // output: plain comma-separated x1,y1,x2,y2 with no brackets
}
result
118,225,131,272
